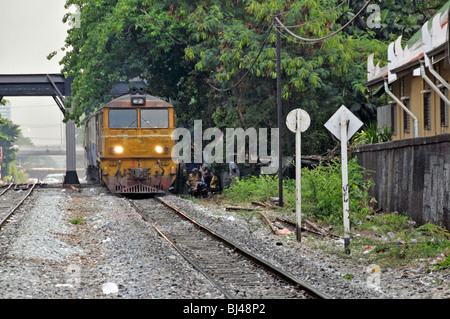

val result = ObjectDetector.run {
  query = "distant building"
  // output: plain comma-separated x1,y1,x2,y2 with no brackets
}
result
365,2,450,141
0,101,12,120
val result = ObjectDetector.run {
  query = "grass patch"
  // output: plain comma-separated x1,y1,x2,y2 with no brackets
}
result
348,220,450,267
342,274,354,280
68,217,85,225
433,255,450,271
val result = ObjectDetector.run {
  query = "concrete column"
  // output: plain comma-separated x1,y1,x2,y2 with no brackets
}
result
63,103,80,185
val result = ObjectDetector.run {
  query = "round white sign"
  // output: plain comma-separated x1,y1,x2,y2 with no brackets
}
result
286,108,310,133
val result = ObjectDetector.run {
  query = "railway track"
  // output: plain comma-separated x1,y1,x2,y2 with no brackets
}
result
0,183,37,230
130,197,332,299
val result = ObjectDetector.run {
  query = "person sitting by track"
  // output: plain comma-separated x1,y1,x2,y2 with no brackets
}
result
186,168,202,196
201,168,214,198
202,168,212,189
209,171,221,194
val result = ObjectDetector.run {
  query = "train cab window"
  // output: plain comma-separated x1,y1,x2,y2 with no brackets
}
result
109,109,138,128
141,109,169,128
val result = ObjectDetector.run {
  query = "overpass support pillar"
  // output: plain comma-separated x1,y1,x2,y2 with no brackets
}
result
63,104,80,185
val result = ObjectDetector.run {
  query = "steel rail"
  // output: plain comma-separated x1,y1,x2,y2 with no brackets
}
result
0,183,13,196
0,183,36,230
128,199,236,299
154,196,332,300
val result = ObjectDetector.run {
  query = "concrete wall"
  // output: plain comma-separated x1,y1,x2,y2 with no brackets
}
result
353,134,450,229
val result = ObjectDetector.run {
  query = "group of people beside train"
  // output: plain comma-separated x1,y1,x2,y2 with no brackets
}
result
186,162,240,197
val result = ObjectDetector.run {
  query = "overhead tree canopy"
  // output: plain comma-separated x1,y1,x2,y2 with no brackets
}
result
52,0,447,156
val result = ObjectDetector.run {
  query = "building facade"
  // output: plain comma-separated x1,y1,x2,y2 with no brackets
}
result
366,2,450,141
358,3,450,228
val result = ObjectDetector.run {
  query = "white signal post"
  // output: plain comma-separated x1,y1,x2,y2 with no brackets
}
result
286,108,310,242
340,113,350,250
324,105,363,251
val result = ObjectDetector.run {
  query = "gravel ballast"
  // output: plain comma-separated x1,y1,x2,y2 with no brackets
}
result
0,188,223,299
0,187,448,299
161,195,450,299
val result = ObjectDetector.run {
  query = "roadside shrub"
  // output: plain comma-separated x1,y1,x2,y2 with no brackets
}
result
352,123,391,145
223,174,286,203
301,158,373,225
224,158,373,225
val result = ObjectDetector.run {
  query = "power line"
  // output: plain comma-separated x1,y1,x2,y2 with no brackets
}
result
139,1,367,93
207,0,370,91
274,0,372,43
276,26,305,45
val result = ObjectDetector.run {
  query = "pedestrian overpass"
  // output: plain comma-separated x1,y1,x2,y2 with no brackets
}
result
0,74,145,185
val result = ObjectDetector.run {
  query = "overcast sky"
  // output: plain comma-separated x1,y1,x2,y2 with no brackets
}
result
0,0,71,146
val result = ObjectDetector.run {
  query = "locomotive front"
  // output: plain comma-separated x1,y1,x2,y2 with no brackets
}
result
85,92,178,194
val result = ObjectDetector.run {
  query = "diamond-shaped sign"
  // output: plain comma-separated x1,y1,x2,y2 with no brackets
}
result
324,105,363,141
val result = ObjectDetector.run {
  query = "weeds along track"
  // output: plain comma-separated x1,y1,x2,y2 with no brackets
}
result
130,197,331,299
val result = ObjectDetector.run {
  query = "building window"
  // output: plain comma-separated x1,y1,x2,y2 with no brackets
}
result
440,88,449,127
403,99,410,133
424,92,432,130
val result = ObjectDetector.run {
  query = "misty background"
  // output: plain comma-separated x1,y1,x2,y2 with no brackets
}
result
0,0,83,172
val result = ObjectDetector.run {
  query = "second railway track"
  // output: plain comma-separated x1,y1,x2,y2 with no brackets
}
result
130,196,331,300
0,183,37,230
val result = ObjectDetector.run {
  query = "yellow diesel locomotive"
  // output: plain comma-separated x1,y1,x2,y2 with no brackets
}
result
84,90,178,194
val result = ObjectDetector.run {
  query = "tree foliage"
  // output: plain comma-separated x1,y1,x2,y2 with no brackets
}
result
346,0,448,41
53,0,447,156
0,116,20,177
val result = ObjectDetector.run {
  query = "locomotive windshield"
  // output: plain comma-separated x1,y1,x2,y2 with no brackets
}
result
141,109,169,128
109,109,138,128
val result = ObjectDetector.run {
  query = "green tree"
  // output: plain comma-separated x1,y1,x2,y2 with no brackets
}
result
0,116,21,177
55,0,206,127
54,0,445,157
346,0,449,42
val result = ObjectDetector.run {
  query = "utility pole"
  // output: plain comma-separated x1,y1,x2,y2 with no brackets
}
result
276,11,283,207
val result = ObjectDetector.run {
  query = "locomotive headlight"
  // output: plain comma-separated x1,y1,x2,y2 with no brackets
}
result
115,146,124,153
110,146,124,154
155,146,163,153
131,96,146,105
